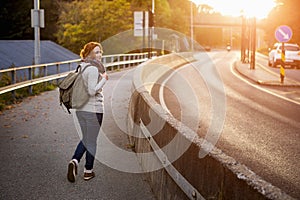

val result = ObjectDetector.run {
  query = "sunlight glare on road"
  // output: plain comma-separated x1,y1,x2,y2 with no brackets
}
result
191,0,277,19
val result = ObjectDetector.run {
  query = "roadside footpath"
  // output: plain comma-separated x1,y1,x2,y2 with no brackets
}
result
0,69,156,200
234,59,300,87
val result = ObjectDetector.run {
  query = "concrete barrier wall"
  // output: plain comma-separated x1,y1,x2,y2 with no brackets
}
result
127,53,294,200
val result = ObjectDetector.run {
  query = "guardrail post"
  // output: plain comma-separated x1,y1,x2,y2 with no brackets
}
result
123,55,126,68
132,55,139,65
44,65,47,76
28,67,33,94
56,64,60,85
11,70,16,99
111,56,114,71
118,55,121,70
43,65,47,87
127,55,129,67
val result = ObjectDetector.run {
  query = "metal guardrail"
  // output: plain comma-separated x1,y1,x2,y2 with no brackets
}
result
0,52,154,95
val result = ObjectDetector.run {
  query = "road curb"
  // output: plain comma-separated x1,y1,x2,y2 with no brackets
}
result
234,60,300,87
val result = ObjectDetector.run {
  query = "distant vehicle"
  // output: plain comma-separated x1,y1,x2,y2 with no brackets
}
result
268,43,300,68
226,45,231,52
204,46,211,52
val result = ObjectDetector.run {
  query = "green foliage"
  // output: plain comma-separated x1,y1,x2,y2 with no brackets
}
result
262,0,300,45
167,0,192,35
40,0,60,41
56,0,133,53
0,73,11,87
152,0,172,28
56,0,194,53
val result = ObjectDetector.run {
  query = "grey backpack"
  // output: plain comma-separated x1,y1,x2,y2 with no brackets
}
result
58,64,91,114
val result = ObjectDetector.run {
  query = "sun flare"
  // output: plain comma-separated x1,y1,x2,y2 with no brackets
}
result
191,0,277,19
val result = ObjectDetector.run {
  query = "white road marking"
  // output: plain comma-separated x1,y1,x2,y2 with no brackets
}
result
231,62,300,106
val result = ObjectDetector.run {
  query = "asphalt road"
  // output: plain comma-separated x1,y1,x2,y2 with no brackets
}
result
154,51,300,199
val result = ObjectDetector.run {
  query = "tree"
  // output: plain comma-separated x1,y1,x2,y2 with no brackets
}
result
167,0,191,35
262,0,300,45
0,0,33,39
193,4,224,47
56,0,133,53
40,0,61,41
0,0,61,41
131,0,172,29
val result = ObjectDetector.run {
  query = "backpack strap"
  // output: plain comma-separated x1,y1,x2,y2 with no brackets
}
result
75,64,93,73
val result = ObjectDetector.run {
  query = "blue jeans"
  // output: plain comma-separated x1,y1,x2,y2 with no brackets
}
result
72,111,103,170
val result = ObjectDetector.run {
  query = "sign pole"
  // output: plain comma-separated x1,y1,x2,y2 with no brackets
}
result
275,25,292,84
280,42,285,84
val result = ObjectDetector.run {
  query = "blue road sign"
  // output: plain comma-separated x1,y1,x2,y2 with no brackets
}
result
275,25,293,43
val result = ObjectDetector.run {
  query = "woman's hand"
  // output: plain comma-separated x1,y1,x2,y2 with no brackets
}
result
101,72,108,80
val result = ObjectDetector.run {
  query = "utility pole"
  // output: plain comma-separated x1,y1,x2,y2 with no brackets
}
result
190,1,194,51
151,0,155,57
143,11,146,52
152,0,155,14
250,17,256,70
148,0,155,58
241,14,246,63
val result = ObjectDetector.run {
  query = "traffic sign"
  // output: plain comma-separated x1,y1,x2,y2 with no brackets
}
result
275,25,293,43
134,11,148,37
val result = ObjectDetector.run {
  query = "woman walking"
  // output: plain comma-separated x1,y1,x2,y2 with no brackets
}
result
67,42,108,182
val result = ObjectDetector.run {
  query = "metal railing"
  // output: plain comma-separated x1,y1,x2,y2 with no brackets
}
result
0,52,155,95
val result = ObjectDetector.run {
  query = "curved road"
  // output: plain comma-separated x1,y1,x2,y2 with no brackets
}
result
153,51,300,199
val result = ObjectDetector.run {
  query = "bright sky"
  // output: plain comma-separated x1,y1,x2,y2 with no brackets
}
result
191,0,277,19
